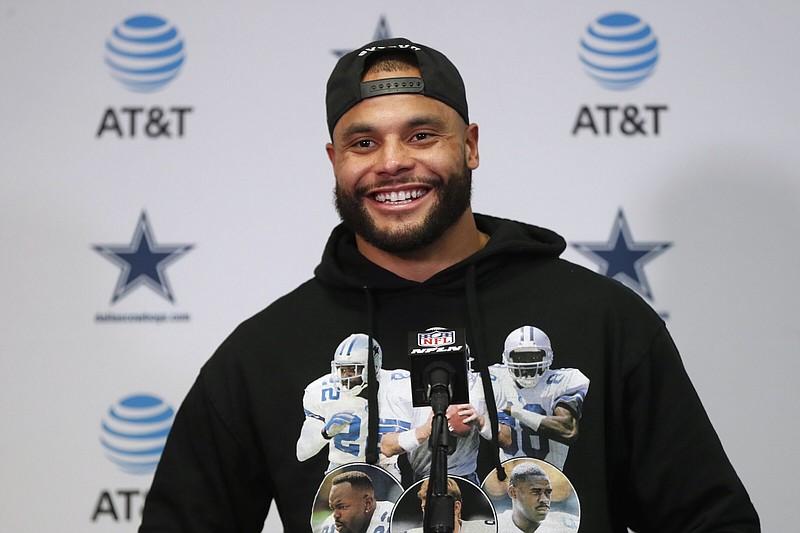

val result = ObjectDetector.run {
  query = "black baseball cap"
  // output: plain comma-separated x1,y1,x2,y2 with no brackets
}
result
326,37,469,137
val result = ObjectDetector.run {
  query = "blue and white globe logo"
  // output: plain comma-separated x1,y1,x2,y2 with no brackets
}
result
579,12,659,91
100,393,175,475
105,14,186,93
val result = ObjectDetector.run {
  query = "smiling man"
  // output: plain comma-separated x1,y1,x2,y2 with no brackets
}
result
139,38,759,533
326,45,483,281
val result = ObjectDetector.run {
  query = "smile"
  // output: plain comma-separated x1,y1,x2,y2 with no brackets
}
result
372,188,428,204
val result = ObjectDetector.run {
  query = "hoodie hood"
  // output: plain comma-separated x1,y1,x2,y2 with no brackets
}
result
313,213,566,290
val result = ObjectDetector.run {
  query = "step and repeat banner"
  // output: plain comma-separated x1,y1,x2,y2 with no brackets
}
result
2,2,798,531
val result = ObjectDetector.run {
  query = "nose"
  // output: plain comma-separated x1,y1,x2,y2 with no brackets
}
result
375,137,413,176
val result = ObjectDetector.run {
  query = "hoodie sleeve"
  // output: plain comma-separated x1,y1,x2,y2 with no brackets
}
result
139,367,272,532
622,326,759,532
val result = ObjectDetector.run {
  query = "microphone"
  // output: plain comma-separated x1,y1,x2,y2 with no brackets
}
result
408,328,470,533
408,327,470,415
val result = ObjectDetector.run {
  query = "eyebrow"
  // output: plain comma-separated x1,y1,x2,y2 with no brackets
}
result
339,115,448,141
407,115,447,129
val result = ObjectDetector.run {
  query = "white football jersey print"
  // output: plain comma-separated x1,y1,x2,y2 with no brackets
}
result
496,509,579,532
491,365,589,469
297,369,413,475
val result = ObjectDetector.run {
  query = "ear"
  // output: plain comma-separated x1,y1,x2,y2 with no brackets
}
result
464,123,479,171
507,484,517,500
363,493,374,513
326,142,336,166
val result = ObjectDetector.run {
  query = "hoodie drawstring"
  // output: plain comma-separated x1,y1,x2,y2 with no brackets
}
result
465,264,507,481
364,286,379,465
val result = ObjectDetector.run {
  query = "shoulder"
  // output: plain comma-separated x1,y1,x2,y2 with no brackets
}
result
304,374,334,393
488,363,506,378
380,369,412,395
459,519,498,532
375,500,395,515
546,367,589,384
380,368,411,381
540,511,580,531
217,275,350,350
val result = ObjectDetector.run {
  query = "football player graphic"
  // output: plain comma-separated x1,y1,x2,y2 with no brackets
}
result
380,334,506,484
316,469,395,533
297,333,413,478
491,326,590,470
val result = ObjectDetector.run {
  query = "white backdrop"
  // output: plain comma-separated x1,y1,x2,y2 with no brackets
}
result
1,1,798,531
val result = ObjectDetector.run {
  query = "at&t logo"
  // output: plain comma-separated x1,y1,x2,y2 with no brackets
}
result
579,13,659,91
105,14,186,93
99,393,174,474
97,14,193,139
92,393,175,523
572,12,668,137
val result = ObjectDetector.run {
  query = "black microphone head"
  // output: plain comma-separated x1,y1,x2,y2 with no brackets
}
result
408,327,470,408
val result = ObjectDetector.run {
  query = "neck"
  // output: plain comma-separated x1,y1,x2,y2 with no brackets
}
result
355,211,489,282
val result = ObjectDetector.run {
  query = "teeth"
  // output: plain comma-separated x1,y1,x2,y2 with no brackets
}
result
374,189,427,204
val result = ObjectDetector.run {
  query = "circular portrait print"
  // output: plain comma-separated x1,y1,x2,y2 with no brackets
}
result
310,463,403,533
482,458,580,532
391,475,497,532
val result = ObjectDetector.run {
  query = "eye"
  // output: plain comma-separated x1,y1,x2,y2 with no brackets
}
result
412,132,431,142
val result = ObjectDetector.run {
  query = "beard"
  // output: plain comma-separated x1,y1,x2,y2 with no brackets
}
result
334,164,472,254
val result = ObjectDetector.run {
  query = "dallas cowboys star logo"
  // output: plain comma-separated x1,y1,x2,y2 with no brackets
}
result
571,209,671,301
93,211,194,304
332,16,392,58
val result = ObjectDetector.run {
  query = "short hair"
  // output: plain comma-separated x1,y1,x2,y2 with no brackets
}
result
417,477,462,502
509,462,549,486
363,51,420,78
331,470,375,493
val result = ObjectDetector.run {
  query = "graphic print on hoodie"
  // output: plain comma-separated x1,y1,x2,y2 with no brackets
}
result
295,325,588,532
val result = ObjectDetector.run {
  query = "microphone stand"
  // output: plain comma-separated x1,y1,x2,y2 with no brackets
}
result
424,369,455,533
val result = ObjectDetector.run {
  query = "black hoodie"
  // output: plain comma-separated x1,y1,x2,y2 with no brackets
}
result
140,214,759,532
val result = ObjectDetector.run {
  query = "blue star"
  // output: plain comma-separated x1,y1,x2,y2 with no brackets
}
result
571,209,671,301
93,211,193,304
332,16,392,58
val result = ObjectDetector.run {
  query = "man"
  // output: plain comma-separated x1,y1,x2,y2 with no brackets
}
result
492,326,590,469
404,477,495,533
296,333,412,478
317,471,393,533
497,462,577,532
139,38,759,532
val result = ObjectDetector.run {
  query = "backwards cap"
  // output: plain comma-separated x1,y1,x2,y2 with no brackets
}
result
325,37,469,136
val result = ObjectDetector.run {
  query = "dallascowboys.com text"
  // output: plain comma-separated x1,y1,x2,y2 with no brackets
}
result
95,312,191,323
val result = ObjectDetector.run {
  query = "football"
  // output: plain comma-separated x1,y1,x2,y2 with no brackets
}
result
446,404,473,437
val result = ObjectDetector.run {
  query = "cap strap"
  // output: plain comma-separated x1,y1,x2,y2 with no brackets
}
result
360,77,424,99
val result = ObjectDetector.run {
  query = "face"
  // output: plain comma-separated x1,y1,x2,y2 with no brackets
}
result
510,476,552,524
327,66,479,254
336,364,364,389
509,349,547,381
328,482,373,533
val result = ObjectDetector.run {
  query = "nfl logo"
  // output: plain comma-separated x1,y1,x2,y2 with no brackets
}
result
418,330,455,347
